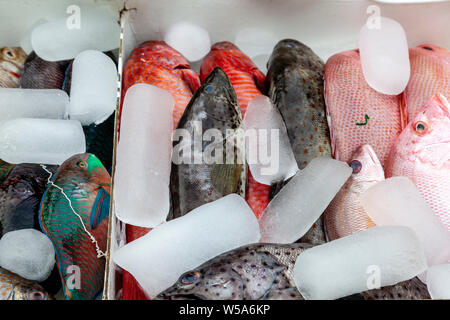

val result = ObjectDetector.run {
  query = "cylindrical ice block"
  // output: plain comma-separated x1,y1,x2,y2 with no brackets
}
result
294,226,428,300
69,50,118,125
426,264,450,299
0,118,85,165
259,157,352,243
361,177,450,267
31,7,120,61
113,194,261,298
0,88,68,124
114,84,173,227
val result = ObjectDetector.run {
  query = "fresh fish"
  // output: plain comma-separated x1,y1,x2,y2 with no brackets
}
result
0,267,50,300
0,164,57,236
39,153,111,300
324,144,380,241
266,39,332,244
324,49,402,166
170,67,245,218
200,41,269,218
19,51,72,90
403,44,449,123
121,41,200,130
155,243,429,300
0,47,27,88
386,94,450,230
0,160,14,184
83,112,115,170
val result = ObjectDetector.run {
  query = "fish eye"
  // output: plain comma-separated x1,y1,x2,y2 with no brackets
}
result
349,160,362,174
180,271,201,285
29,291,46,300
422,46,433,51
3,49,14,59
77,161,87,168
205,85,214,94
286,43,295,48
414,121,428,135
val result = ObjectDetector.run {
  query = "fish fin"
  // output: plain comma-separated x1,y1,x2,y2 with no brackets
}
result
90,187,110,229
211,163,243,196
399,92,409,130
252,67,266,93
181,69,201,94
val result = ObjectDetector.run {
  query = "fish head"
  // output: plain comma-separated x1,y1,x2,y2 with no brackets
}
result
0,47,27,67
396,94,450,167
211,41,239,52
348,144,385,183
413,44,450,61
137,41,191,71
10,282,50,300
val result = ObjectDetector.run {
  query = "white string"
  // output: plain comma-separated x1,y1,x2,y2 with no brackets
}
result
40,164,105,258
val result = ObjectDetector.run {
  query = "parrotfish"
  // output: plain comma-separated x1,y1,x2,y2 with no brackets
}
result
324,49,402,166
0,160,14,184
0,267,50,300
403,44,449,123
155,243,430,300
39,153,111,300
0,47,27,88
200,41,269,218
0,164,57,236
170,67,245,218
266,39,332,244
324,144,381,241
386,94,450,231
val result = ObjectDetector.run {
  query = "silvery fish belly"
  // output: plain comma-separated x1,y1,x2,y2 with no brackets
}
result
266,39,332,245
170,67,246,219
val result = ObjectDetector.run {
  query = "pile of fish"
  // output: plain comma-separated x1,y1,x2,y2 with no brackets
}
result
114,36,449,301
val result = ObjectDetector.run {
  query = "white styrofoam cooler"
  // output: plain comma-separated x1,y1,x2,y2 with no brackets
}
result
0,0,449,300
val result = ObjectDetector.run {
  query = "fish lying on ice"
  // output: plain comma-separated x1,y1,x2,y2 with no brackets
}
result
0,267,51,300
0,47,27,88
324,144,380,240
155,243,430,300
200,41,270,218
386,94,450,231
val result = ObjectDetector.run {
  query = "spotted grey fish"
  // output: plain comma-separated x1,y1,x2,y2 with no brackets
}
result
266,39,332,245
0,164,57,236
169,67,246,219
0,267,51,300
155,243,430,300
0,47,27,88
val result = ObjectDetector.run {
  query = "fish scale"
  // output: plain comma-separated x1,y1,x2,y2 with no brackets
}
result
39,153,110,300
200,41,270,218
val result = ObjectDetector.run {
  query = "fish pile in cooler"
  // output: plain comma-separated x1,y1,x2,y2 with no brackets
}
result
0,6,449,301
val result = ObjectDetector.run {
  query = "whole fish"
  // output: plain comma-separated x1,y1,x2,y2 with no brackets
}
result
19,51,72,90
121,41,200,130
0,47,27,88
200,41,269,218
170,67,245,218
155,243,429,300
386,94,450,230
0,164,57,236
39,153,111,300
324,49,402,166
324,144,381,241
403,44,449,123
0,267,50,300
266,39,332,244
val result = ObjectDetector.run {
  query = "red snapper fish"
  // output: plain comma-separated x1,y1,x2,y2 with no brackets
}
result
386,94,450,231
324,49,403,166
403,44,449,123
200,41,270,218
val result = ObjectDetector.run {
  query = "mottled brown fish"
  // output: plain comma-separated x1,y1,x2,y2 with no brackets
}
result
0,47,27,88
170,67,246,218
266,39,332,244
0,267,50,300
155,243,429,300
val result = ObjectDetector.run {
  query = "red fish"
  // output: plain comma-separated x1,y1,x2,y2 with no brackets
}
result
121,41,200,300
200,41,269,218
402,44,449,123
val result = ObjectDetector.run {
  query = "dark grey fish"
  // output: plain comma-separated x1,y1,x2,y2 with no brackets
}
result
20,51,72,91
169,67,246,219
266,39,332,245
0,164,57,236
156,243,430,300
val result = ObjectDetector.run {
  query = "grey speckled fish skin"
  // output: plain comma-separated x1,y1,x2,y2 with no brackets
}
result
169,67,246,219
156,243,430,300
266,39,332,245
0,164,57,236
